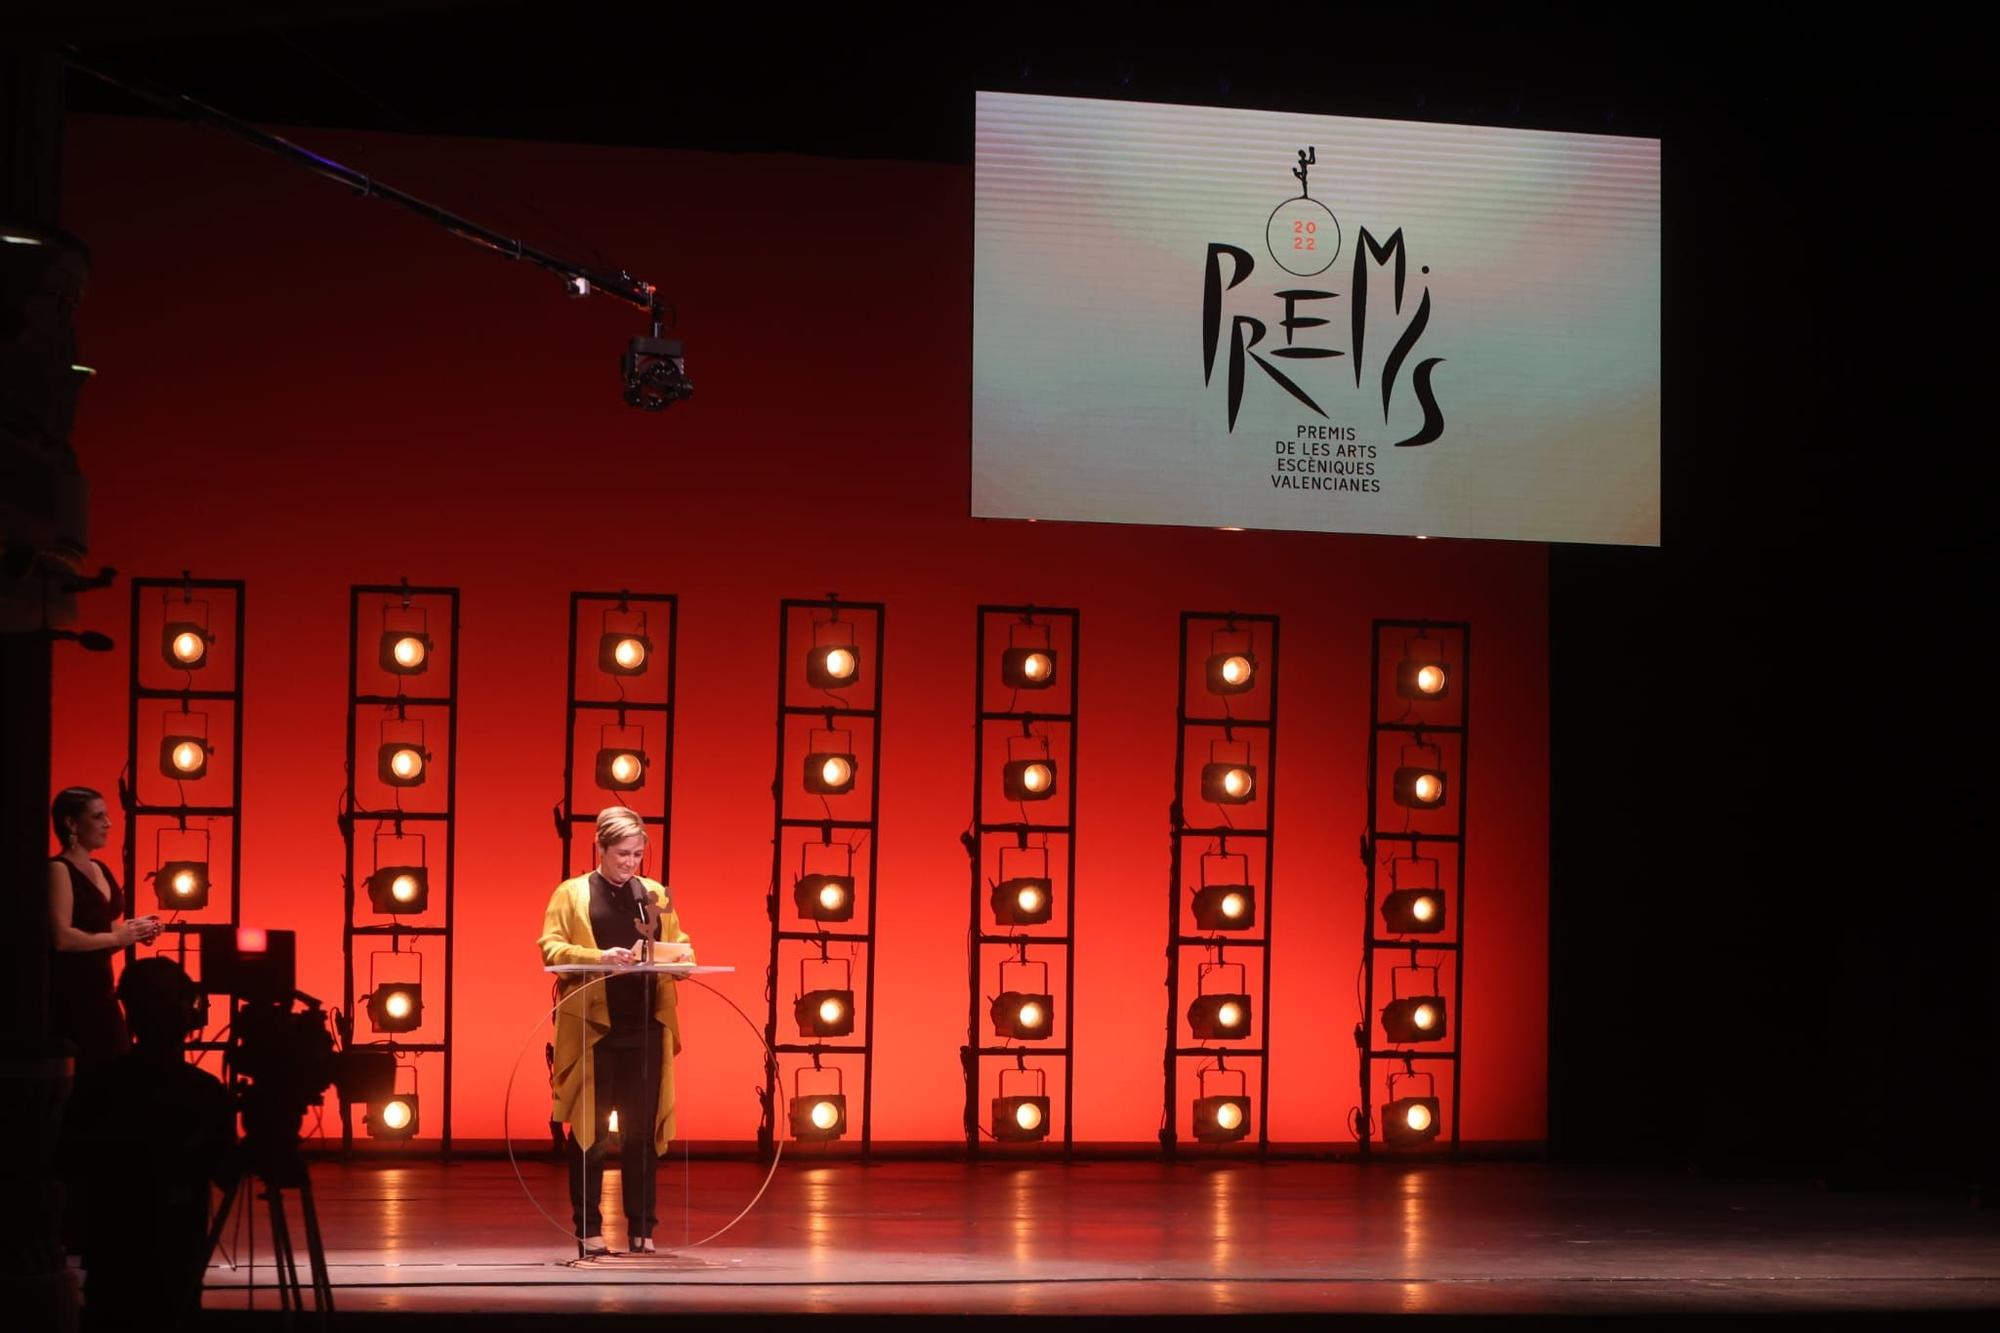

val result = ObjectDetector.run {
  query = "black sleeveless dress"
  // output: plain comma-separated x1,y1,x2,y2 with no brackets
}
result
49,857,129,1065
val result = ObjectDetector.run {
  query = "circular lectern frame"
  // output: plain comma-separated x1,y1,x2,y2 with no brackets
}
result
503,971,783,1253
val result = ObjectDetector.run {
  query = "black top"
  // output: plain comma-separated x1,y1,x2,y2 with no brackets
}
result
49,857,129,1065
588,872,659,1041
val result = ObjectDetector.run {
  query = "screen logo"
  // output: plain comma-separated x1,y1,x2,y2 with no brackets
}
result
1201,146,1446,449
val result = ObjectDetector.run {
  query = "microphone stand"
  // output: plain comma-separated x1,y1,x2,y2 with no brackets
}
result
631,880,656,1249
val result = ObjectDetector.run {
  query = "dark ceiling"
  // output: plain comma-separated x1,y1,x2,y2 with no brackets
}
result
21,3,1731,160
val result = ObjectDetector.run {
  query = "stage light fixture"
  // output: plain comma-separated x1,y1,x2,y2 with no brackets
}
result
1397,658,1450,700
1393,765,1446,809
794,873,855,922
1193,1094,1252,1143
789,1093,847,1141
622,333,692,412
366,982,424,1033
1001,647,1056,690
1003,759,1057,801
1383,888,1446,934
154,860,212,910
1205,652,1256,695
163,622,211,669
595,747,648,791
1384,1096,1442,1145
333,1046,396,1106
807,642,860,689
1381,995,1450,1043
794,988,856,1037
994,1094,1051,1142
379,743,429,787
160,735,210,779
366,1093,419,1139
379,631,432,675
1201,762,1256,804
367,866,430,914
804,750,857,795
992,876,1053,926
991,991,1054,1040
599,632,652,675
1192,883,1255,931
1188,993,1253,1040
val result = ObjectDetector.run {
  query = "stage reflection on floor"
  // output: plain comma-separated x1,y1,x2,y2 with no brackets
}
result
196,1159,2000,1316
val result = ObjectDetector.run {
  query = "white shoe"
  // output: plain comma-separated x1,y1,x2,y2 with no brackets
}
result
628,1236,657,1254
580,1235,609,1256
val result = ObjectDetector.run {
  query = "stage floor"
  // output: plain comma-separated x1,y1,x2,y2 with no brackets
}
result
194,1158,2000,1319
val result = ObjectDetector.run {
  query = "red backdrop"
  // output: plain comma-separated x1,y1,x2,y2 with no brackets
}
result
50,113,1548,1144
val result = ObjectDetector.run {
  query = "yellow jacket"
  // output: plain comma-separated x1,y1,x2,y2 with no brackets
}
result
538,873,691,1152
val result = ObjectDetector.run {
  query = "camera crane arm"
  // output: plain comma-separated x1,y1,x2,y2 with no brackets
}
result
59,49,670,320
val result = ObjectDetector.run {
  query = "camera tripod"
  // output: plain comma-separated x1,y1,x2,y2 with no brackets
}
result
205,1142,333,1326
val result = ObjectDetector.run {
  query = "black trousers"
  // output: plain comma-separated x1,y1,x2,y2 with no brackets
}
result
566,1026,662,1237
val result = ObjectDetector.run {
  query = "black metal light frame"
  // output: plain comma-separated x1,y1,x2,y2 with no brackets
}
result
1164,612,1278,1154
123,574,247,1058
555,592,678,880
760,597,886,1158
340,581,459,1153
1360,619,1470,1157
965,605,1079,1154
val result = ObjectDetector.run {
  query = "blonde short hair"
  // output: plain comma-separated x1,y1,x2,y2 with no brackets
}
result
594,806,648,848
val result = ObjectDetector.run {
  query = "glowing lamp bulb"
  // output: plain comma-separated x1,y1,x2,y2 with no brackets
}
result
1215,1102,1244,1131
381,1099,413,1131
613,637,647,670
171,740,205,773
1021,652,1051,681
810,1100,840,1130
1021,763,1052,793
820,756,852,787
610,752,644,784
1411,895,1437,923
607,1109,620,1133
384,990,414,1021
171,868,198,897
390,747,424,781
392,635,427,669
1406,1102,1434,1132
1413,773,1442,803
1414,1003,1438,1031
1015,1101,1044,1131
1016,884,1045,914
1018,1001,1046,1031
822,647,856,681
1221,892,1247,919
818,882,847,911
1222,767,1254,799
818,996,846,1025
391,873,422,904
1415,664,1446,695
1220,655,1253,686
171,631,206,665
1218,1001,1244,1029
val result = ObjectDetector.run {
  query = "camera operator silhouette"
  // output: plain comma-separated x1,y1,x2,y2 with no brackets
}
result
61,957,239,1328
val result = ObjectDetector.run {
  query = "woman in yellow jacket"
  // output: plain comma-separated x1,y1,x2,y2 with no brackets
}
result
538,806,691,1254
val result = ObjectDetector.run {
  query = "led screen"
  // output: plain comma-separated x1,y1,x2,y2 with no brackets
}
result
973,92,1661,545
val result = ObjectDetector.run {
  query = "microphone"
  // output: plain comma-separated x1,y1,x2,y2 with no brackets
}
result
629,877,653,962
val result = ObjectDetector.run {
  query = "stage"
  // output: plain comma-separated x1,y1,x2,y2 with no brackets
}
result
189,1159,2000,1321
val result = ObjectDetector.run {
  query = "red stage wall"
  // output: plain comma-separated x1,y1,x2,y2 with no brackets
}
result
50,114,1548,1144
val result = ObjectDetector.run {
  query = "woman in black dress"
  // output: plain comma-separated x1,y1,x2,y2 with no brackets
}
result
48,787,161,1064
